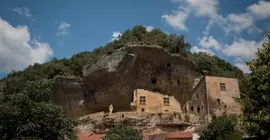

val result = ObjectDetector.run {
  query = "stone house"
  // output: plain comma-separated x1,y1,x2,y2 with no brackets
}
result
130,75,241,120
130,89,182,113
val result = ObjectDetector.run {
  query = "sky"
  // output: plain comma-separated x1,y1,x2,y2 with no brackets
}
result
0,0,270,78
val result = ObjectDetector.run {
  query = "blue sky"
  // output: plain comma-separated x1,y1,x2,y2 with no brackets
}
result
0,0,270,78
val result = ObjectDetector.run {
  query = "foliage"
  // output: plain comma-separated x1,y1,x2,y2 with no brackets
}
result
0,79,77,140
241,33,270,139
102,124,142,140
199,116,242,140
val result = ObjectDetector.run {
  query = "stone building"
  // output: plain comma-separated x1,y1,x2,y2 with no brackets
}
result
130,89,182,113
52,45,241,118
204,76,242,116
129,75,241,120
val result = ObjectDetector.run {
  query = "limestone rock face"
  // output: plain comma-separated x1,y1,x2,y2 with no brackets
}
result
53,45,201,116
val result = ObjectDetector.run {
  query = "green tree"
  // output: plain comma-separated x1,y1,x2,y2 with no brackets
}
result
132,25,147,41
103,124,142,140
241,33,270,139
0,79,77,140
199,116,242,140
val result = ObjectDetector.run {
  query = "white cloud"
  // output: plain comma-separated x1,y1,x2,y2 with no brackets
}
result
223,38,265,59
58,22,71,30
162,10,189,31
111,31,122,41
226,13,255,34
11,7,32,17
199,36,222,50
57,22,71,36
248,1,270,19
181,0,218,18
145,26,154,32
207,1,270,34
163,0,218,31
247,26,262,35
165,0,269,35
234,57,251,73
190,46,215,55
0,18,53,72
205,12,261,35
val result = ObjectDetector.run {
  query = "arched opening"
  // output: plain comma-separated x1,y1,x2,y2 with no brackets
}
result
197,106,200,113
190,106,194,113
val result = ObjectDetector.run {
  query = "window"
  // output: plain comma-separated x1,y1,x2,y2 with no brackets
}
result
217,98,220,106
220,83,226,91
190,106,194,113
197,106,200,113
140,96,146,105
165,109,169,112
151,78,157,84
141,108,145,112
167,63,171,67
177,79,180,86
163,97,170,106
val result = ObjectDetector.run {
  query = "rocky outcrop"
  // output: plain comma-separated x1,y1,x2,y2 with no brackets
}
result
76,111,194,133
53,45,201,116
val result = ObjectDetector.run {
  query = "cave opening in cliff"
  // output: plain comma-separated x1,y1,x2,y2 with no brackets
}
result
197,106,200,113
151,78,157,84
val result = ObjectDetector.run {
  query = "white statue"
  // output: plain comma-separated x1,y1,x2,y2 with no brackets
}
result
109,104,113,114
78,100,84,106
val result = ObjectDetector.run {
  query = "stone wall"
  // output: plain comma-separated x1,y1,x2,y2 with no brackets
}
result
184,77,207,115
205,76,241,116
131,89,182,113
80,45,201,114
52,76,89,117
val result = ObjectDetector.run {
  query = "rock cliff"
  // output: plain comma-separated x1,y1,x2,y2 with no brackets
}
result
53,45,202,116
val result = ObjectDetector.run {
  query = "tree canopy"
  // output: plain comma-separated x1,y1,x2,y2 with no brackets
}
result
241,33,270,139
199,116,242,140
0,79,77,140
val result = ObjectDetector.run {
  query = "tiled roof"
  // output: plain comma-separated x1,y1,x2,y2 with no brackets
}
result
166,131,193,139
